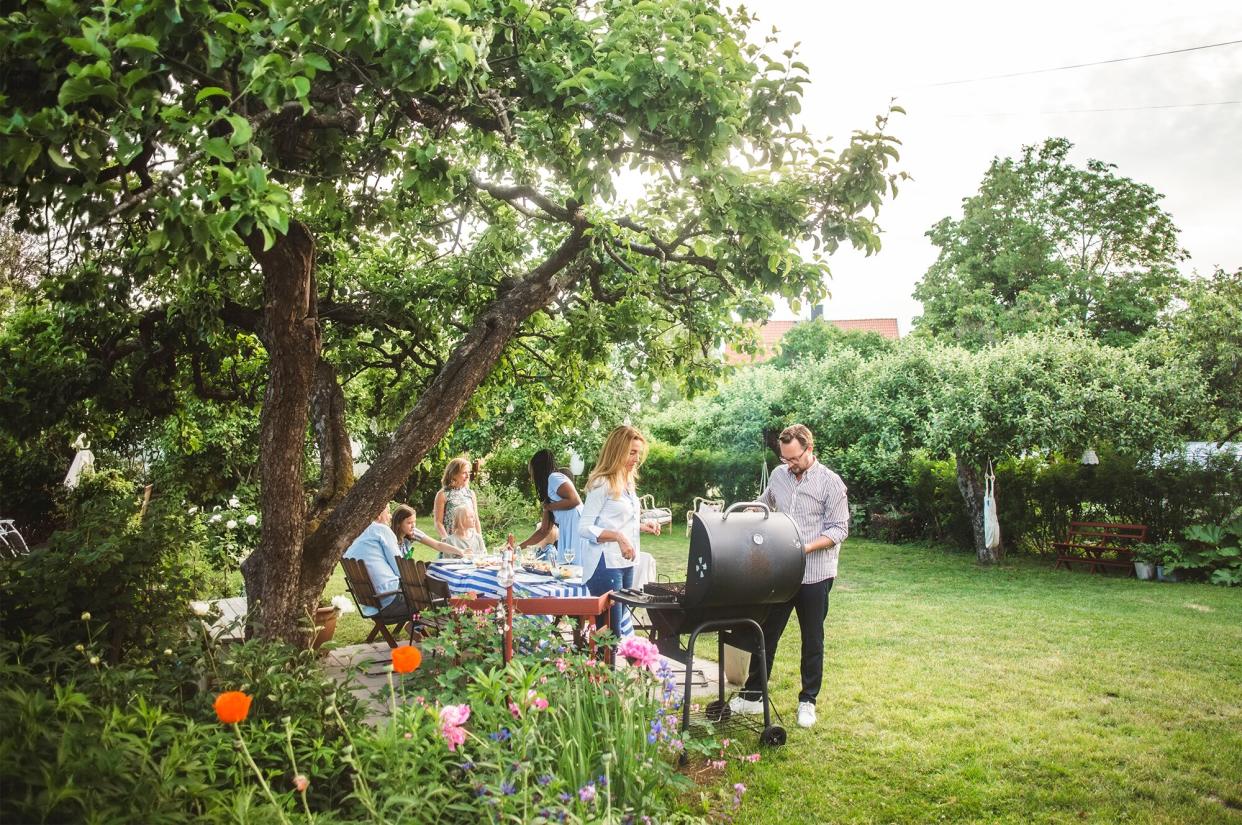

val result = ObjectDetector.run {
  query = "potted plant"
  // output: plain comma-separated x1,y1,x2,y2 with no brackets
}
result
1154,542,1184,583
1131,543,1160,581
311,595,355,651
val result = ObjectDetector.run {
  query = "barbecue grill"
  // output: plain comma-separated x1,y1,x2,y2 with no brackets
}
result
612,501,805,748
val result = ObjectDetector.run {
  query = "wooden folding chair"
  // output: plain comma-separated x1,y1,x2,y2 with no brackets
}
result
395,557,453,642
340,558,407,648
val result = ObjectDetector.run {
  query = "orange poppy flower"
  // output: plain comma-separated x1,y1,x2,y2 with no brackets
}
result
392,645,423,674
214,691,252,724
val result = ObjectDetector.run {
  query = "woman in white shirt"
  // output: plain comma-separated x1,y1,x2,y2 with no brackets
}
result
579,425,662,635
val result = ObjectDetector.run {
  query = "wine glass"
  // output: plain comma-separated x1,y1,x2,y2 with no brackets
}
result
562,545,575,565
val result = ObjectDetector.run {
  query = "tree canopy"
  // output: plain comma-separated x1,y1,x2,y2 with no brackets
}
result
1,0,904,641
913,137,1186,349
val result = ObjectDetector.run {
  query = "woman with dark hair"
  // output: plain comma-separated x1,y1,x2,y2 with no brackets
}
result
519,449,595,576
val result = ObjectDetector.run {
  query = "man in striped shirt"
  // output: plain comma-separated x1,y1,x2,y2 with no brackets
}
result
730,423,849,728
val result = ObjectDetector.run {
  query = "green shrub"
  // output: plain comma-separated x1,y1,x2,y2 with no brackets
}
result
0,470,224,655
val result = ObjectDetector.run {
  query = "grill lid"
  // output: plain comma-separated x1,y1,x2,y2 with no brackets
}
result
685,501,804,608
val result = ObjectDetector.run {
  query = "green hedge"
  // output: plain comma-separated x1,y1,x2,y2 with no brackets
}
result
894,451,1242,552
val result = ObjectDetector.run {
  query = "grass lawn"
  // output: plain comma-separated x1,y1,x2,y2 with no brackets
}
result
324,521,1242,824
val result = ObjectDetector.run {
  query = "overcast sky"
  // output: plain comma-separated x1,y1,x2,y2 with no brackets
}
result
751,0,1242,332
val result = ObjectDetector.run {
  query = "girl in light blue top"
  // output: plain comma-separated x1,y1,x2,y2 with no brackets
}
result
519,450,600,582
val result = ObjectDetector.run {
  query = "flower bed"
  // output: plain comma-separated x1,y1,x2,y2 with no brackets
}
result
0,606,759,823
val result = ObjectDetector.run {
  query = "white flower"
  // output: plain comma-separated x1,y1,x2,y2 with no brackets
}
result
80,611,91,621
191,602,209,616
89,656,100,665
330,595,355,614
210,514,223,523
245,514,258,526
188,506,198,515
226,519,238,530
229,496,240,508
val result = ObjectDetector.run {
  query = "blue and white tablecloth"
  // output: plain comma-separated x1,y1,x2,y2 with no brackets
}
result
425,561,632,637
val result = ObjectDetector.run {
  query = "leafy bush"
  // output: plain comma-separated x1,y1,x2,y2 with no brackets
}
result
1173,512,1242,585
0,470,225,655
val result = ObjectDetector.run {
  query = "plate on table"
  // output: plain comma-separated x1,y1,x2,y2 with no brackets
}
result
515,572,550,585
552,565,583,582
521,561,553,575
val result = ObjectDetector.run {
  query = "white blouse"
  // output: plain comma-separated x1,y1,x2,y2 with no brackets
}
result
579,479,640,569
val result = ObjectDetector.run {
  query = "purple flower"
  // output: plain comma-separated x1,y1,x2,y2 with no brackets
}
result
597,774,608,788
537,774,553,786
489,727,511,742
578,783,597,804
558,792,571,803
459,761,475,771
501,782,516,796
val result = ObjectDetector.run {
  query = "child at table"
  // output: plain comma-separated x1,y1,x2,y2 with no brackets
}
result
408,506,487,558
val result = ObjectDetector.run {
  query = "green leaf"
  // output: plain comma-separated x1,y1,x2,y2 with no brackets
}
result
116,33,160,53
302,53,331,72
290,76,310,99
46,147,74,170
195,87,231,105
203,137,234,163
444,0,472,14
225,115,252,146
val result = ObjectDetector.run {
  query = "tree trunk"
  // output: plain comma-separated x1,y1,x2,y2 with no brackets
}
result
240,220,321,644
308,358,354,526
955,456,999,564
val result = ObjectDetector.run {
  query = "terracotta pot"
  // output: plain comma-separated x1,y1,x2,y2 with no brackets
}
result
312,606,339,650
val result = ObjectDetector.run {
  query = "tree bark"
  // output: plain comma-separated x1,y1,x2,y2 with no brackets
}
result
955,456,999,564
308,358,354,525
239,220,321,643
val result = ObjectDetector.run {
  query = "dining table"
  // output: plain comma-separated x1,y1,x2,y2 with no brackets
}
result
424,559,634,638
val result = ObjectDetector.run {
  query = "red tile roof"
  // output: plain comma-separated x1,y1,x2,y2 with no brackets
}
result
725,318,900,364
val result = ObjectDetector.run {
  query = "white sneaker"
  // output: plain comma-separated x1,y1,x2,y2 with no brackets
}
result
728,695,764,715
797,701,817,728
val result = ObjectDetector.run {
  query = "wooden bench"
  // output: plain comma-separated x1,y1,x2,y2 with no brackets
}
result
1053,522,1148,574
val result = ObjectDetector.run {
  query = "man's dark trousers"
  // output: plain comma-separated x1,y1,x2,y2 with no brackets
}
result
740,576,834,704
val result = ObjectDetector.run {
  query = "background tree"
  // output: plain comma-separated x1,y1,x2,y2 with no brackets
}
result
0,0,904,642
1152,267,1242,444
769,318,894,368
854,333,1203,562
913,138,1186,349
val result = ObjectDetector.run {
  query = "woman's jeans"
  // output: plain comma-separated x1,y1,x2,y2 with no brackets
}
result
585,562,634,637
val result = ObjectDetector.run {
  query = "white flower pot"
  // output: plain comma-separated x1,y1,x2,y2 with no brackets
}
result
1134,562,1155,580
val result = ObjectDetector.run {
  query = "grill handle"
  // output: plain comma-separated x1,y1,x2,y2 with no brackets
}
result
720,501,770,521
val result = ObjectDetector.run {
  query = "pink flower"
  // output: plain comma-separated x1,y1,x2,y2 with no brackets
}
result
733,783,746,795
533,697,549,710
439,704,471,728
440,724,467,751
292,775,309,793
617,637,661,670
742,753,761,763
555,658,568,672
710,760,726,771
540,675,548,684
579,783,597,803
721,738,731,748
403,732,413,739
585,659,598,668
509,701,522,719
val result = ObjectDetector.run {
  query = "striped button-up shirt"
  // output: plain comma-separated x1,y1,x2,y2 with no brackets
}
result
762,458,849,583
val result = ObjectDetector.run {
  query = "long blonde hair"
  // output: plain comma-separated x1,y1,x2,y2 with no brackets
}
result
587,425,648,498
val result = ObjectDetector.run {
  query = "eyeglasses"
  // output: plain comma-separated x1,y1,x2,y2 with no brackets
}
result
779,445,809,465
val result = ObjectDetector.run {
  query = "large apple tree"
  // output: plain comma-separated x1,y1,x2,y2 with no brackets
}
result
0,0,903,641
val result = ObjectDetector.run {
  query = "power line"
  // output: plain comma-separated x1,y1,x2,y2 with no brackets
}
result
934,99,1241,118
925,38,1242,88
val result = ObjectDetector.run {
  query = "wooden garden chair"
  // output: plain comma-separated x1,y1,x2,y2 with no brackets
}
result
395,557,452,642
685,496,724,537
340,558,407,648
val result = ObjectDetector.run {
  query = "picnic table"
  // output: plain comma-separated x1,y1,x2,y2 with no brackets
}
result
424,560,633,638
